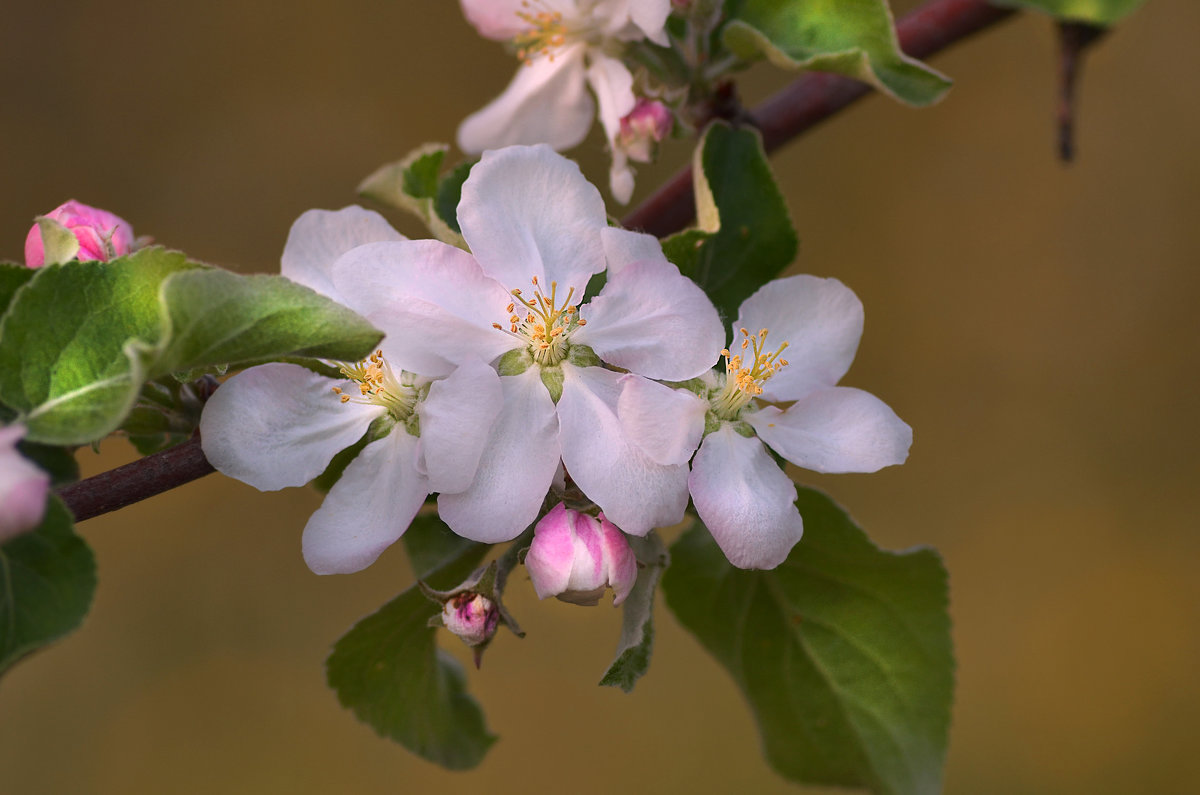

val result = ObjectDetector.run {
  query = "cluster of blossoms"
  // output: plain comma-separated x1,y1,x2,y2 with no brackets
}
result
199,144,911,624
457,0,676,203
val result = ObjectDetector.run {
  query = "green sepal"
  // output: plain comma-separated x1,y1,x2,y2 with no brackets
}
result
566,344,601,368
599,532,667,692
662,487,954,795
722,0,952,107
539,366,564,403
990,0,1144,24
358,143,471,248
497,346,533,376
326,525,494,770
0,497,97,676
32,217,80,266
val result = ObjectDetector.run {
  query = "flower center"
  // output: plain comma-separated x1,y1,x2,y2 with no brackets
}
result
331,350,421,422
513,3,570,64
492,276,587,367
709,327,789,420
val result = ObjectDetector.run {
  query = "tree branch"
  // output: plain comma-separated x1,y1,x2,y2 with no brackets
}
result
58,0,1036,523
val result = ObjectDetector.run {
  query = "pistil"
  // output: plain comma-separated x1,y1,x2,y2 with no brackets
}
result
709,328,790,420
332,350,421,421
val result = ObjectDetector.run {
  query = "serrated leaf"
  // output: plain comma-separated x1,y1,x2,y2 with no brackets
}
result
666,122,797,322
0,249,199,445
723,0,952,107
151,269,383,377
599,532,666,692
327,535,494,770
0,497,97,675
991,0,1144,24
662,487,954,795
358,143,468,248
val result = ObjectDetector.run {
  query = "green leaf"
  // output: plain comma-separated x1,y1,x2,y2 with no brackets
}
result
16,441,79,486
151,269,383,377
434,159,476,235
664,122,798,322
0,262,35,318
0,250,198,445
599,532,667,693
662,488,954,795
402,514,486,580
723,0,952,106
990,0,1145,24
358,143,469,248
327,535,494,770
0,497,97,675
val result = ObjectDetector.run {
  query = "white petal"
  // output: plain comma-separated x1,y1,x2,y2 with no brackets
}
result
600,227,663,276
748,387,912,474
419,359,504,494
689,426,803,569
616,375,706,466
331,239,516,376
457,43,594,154
558,365,690,536
458,143,608,300
609,152,635,205
459,0,530,39
575,257,724,380
735,275,864,402
302,429,428,574
437,368,561,542
586,54,635,146
627,0,671,44
281,207,403,303
199,364,380,491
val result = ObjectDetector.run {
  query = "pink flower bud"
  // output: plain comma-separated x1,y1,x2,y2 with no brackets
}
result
25,200,135,268
0,425,50,543
441,591,500,648
525,503,638,607
616,100,673,164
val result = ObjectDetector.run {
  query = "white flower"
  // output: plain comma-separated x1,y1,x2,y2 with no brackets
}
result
329,145,723,543
199,207,504,574
457,0,672,203
0,424,49,543
622,275,913,569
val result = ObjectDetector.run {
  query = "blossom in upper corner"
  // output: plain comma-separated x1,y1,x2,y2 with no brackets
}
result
24,200,135,268
622,275,912,570
0,424,50,543
609,99,673,204
525,502,638,606
328,144,723,544
456,0,672,203
199,207,505,575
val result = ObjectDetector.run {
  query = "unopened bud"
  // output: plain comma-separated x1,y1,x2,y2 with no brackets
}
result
0,425,49,543
525,503,638,607
616,100,673,164
441,591,500,648
25,200,135,268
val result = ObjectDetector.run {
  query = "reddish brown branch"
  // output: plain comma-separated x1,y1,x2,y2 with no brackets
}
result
621,0,1017,237
61,0,1037,523
58,437,215,522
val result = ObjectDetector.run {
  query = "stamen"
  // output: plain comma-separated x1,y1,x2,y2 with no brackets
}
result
710,328,791,419
492,274,585,366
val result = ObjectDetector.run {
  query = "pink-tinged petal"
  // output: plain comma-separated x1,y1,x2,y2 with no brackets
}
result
281,206,403,303
598,514,639,606
586,54,635,145
735,275,864,402
331,240,516,377
689,425,803,569
575,257,724,380
457,43,594,154
525,503,579,599
0,426,50,542
458,143,607,299
419,359,504,494
558,365,690,536
437,368,560,543
302,429,428,574
25,200,134,267
459,0,532,39
748,387,912,474
616,374,706,466
199,363,381,491
600,227,663,276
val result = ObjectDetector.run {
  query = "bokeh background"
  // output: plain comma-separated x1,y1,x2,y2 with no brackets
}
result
1,1,1197,793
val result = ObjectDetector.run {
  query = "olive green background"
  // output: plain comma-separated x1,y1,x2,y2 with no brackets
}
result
1,2,1197,793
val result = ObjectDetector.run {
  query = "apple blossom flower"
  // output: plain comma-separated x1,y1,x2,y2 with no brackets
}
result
200,207,505,574
25,200,135,268
525,502,638,606
0,424,50,543
621,275,912,570
610,99,673,203
329,144,722,543
457,0,672,203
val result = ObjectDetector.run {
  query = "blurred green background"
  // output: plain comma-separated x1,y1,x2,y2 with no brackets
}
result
2,1,1197,793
